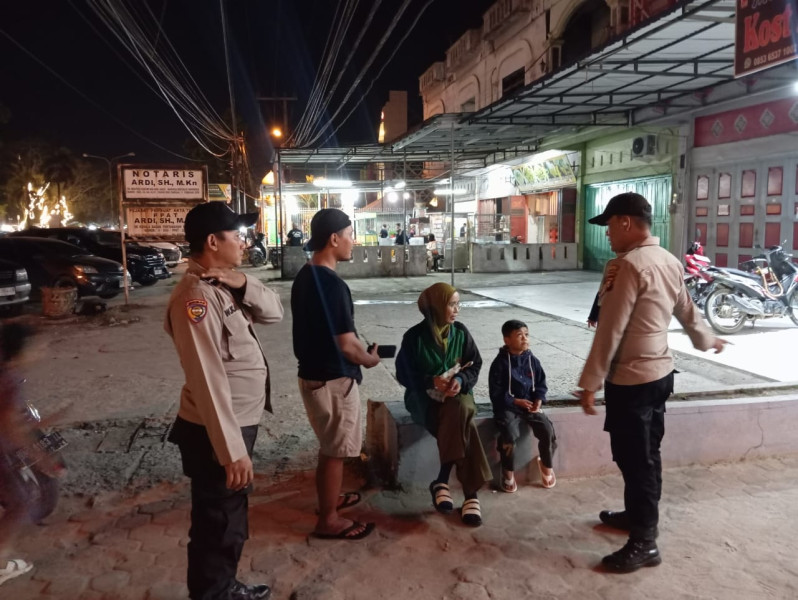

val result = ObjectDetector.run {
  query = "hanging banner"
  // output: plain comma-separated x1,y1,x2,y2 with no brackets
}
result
511,155,575,193
734,0,798,78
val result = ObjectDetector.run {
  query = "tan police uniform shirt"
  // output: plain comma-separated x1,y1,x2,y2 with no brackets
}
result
165,259,283,465
578,236,716,392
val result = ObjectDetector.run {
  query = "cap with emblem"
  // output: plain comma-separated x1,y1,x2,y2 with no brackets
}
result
184,202,259,245
588,192,652,226
305,208,352,251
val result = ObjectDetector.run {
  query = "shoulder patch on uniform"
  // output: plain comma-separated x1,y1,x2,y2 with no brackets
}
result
598,263,620,301
186,299,208,324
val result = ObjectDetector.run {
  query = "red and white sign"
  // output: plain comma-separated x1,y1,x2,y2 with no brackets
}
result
735,0,798,77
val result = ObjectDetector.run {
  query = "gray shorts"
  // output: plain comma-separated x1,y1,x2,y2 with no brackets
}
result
299,377,362,458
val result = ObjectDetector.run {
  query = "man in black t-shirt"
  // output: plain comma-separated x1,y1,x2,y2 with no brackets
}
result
291,208,380,541
286,223,303,247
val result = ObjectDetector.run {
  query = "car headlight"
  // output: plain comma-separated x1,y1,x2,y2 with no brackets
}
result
127,253,142,261
15,268,28,282
75,265,99,275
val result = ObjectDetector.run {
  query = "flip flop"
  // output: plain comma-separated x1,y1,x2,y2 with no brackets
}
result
501,473,518,493
315,491,362,515
537,457,556,489
337,491,361,510
429,481,454,514
311,521,375,541
0,559,33,586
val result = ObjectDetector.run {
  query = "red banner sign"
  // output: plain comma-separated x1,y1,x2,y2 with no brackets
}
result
735,0,798,77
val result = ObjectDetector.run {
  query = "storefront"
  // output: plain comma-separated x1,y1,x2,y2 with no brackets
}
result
469,155,577,245
691,96,798,268
580,130,678,271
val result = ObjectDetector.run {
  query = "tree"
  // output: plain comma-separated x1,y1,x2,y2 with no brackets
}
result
42,147,77,200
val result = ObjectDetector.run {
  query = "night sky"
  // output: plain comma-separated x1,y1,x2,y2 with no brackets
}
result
0,0,495,178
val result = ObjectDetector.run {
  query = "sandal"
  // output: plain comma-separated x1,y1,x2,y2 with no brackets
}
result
429,481,454,514
311,521,375,541
315,491,362,515
0,559,33,586
537,457,556,489
461,498,482,527
501,472,517,493
337,491,361,510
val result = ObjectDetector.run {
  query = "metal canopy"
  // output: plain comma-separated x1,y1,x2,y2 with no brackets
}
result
277,113,546,168
469,0,793,130
279,0,795,171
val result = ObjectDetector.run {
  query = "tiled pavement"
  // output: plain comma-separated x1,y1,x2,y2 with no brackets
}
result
6,455,798,599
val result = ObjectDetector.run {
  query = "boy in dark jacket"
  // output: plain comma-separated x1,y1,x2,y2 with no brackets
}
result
488,320,557,492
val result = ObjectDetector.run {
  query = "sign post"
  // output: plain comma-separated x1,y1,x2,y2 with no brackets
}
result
119,165,209,303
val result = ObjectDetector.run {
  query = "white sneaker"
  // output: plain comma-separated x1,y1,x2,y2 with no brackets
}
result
0,559,33,586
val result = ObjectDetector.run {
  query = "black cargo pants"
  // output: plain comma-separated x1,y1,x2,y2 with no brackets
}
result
169,417,258,600
604,372,674,542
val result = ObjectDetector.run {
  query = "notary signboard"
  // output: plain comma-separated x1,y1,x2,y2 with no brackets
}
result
126,206,193,238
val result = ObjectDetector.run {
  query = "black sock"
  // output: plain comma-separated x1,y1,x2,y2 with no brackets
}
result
464,491,478,501
435,462,453,484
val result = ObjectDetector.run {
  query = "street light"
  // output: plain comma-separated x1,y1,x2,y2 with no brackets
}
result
82,152,135,224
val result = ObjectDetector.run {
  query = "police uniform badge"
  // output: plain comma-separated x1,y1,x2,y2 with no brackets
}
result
597,263,619,305
186,299,208,324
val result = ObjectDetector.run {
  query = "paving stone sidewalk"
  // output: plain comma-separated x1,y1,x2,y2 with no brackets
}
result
6,455,798,600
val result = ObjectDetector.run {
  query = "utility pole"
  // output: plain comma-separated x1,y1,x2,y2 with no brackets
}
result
220,0,241,212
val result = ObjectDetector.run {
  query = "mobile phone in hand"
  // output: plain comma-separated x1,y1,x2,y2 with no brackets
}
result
376,345,396,358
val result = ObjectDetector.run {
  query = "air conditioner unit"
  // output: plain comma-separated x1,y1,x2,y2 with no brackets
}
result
631,134,658,159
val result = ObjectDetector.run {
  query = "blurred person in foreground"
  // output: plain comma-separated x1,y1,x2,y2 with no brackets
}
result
166,202,283,600
575,192,726,573
0,323,38,587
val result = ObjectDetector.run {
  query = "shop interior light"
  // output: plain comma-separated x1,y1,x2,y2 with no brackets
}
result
313,178,352,188
433,188,467,195
394,180,406,189
794,81,798,94
387,191,398,202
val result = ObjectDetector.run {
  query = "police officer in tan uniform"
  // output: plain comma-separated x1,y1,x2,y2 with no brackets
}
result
166,202,283,600
576,193,726,573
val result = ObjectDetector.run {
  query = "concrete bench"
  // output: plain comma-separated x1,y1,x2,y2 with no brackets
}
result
365,394,798,490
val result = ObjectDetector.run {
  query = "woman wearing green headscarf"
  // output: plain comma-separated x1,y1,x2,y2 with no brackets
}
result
396,283,491,526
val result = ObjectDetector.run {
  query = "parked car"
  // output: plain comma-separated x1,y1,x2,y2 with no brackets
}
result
12,227,169,286
135,241,182,266
0,237,126,299
0,258,32,316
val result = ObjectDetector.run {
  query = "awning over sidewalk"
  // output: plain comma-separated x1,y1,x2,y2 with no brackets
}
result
278,0,796,172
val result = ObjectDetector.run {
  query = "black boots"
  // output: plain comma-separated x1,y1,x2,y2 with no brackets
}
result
599,510,632,530
602,539,661,573
599,510,659,539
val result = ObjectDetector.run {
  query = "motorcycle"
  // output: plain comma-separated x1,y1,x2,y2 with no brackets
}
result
703,244,798,334
247,233,267,267
1,399,67,523
683,241,715,309
268,246,282,269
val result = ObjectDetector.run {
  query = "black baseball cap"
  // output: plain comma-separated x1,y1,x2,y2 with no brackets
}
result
306,208,352,251
184,202,258,244
588,192,652,225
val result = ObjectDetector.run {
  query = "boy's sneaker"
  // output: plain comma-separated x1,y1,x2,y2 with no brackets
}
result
0,559,33,586
229,580,271,600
